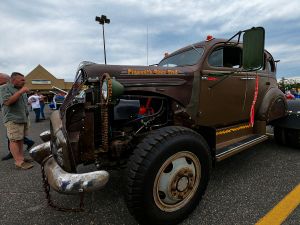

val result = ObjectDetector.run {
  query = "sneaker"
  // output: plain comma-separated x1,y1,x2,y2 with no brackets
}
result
15,161,34,170
26,141,35,151
1,152,13,161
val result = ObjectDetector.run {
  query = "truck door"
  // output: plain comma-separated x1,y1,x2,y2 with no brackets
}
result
199,44,253,127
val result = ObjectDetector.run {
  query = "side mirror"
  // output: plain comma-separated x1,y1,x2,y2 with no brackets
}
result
242,27,265,71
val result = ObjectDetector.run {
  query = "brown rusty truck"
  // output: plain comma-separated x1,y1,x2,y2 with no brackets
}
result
30,27,300,225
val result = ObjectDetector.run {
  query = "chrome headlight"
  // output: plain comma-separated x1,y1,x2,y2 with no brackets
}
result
101,73,124,104
102,79,108,101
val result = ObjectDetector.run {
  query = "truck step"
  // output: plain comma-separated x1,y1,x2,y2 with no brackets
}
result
216,134,268,161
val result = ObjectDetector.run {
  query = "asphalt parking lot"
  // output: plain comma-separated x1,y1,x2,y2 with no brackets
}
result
0,107,299,225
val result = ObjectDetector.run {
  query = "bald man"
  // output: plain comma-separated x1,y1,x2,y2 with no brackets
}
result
0,73,10,112
0,73,9,85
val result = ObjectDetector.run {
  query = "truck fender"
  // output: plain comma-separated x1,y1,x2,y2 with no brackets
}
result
257,87,287,122
270,100,300,130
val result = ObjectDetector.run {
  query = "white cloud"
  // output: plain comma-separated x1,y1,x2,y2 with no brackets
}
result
1,0,300,80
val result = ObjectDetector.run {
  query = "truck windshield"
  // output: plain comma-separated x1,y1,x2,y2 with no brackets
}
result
158,46,204,67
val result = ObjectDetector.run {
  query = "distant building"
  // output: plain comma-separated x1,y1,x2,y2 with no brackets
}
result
25,64,73,102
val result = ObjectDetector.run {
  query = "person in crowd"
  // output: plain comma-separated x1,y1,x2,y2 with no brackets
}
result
0,72,33,169
54,92,66,110
0,73,10,112
2,136,35,161
285,90,295,100
0,73,9,86
0,73,35,161
38,92,46,120
28,92,41,122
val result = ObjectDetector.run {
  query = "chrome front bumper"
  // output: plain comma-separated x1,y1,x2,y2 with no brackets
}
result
30,131,109,195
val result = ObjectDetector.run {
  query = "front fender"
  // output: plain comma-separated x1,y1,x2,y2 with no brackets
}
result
257,88,287,122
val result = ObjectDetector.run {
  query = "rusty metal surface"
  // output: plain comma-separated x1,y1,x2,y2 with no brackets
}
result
44,156,109,194
82,64,195,107
79,38,279,129
80,111,95,162
257,87,287,122
117,76,194,106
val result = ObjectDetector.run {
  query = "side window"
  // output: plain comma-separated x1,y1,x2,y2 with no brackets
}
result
208,48,223,67
208,46,242,68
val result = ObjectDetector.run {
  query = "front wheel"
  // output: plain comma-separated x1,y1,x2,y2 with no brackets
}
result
126,126,211,225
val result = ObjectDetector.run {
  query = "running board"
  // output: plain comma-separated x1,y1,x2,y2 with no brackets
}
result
216,134,268,162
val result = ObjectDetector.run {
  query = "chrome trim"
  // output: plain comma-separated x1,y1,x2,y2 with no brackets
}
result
40,130,51,142
240,77,256,80
29,141,51,164
216,135,268,161
44,156,109,194
30,142,109,194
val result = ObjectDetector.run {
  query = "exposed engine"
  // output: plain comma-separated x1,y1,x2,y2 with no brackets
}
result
63,80,172,168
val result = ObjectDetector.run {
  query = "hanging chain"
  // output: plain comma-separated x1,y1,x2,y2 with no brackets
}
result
101,105,109,152
41,159,85,212
100,73,113,153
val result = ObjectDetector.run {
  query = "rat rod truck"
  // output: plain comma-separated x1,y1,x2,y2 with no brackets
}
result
30,27,300,225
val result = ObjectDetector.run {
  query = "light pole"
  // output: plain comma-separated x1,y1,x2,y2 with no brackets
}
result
95,15,110,64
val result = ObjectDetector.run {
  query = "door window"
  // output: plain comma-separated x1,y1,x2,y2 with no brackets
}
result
208,46,242,68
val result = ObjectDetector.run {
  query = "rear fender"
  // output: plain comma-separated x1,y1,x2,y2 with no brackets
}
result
270,100,300,129
257,88,287,123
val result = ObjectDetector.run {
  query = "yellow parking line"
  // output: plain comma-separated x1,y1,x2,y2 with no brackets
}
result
256,183,300,225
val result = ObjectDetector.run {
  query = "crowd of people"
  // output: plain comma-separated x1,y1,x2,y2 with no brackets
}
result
28,92,46,122
0,71,69,170
0,72,52,169
285,88,299,100
48,91,66,110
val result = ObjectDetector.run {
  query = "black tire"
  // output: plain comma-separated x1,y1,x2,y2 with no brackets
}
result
285,128,300,148
274,126,300,148
126,126,211,225
274,126,286,145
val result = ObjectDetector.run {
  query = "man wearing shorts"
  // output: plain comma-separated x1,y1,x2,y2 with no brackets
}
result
0,72,33,169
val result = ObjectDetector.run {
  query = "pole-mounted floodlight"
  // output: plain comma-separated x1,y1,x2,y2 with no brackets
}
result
95,15,110,64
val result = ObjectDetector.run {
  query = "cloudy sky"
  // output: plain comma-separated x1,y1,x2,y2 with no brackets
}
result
1,0,300,81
